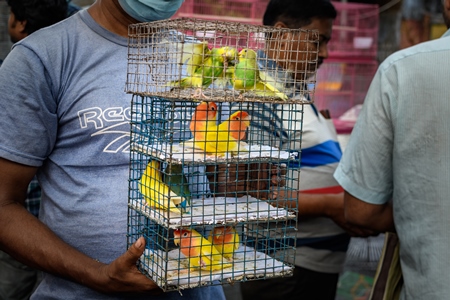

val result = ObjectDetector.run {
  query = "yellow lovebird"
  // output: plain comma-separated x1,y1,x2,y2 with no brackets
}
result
193,111,252,156
182,101,218,149
179,41,210,76
189,101,218,141
229,48,288,101
173,228,232,271
188,103,249,156
139,160,183,215
194,125,240,155
217,110,251,141
208,226,240,261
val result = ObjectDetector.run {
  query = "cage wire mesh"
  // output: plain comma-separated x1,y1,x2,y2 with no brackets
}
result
126,18,319,292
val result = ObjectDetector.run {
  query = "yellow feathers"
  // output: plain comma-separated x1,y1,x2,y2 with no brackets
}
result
188,101,250,156
173,228,232,271
139,160,184,215
208,226,240,260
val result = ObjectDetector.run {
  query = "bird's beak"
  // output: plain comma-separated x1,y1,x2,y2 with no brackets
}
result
214,229,223,238
173,234,180,246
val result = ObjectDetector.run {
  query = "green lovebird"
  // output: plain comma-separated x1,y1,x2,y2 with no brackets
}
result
163,163,191,213
228,48,288,101
167,45,238,98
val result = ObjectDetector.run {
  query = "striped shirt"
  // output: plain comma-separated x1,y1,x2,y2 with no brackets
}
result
234,51,349,273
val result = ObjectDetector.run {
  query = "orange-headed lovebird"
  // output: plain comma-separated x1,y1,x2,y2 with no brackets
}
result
189,101,218,141
195,110,251,155
217,111,251,141
173,228,232,271
208,226,240,260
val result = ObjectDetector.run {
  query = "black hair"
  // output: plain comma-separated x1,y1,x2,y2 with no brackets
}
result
263,0,337,28
6,0,69,35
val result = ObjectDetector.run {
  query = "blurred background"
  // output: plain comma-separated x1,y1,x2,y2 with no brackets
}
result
1,0,444,130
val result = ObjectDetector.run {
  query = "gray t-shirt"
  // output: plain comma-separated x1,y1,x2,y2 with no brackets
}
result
0,9,224,300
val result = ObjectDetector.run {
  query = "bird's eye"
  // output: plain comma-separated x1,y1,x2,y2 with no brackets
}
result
182,232,188,237
236,117,240,120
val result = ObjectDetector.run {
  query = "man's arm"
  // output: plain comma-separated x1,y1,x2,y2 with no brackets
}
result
344,191,395,233
0,158,161,295
274,189,377,236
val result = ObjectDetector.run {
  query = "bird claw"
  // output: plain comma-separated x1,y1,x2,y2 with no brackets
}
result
225,257,234,262
222,54,229,76
192,88,209,99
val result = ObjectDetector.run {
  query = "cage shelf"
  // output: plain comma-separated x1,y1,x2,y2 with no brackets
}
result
128,195,296,228
140,245,293,290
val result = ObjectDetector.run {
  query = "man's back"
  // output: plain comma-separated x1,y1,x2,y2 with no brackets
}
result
336,31,450,298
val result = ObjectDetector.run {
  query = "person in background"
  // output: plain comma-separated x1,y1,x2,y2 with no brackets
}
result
238,1,374,299
334,0,450,298
400,0,442,48
0,1,73,299
0,0,226,299
6,0,69,42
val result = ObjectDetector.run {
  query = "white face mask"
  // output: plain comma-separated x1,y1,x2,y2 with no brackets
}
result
118,0,184,22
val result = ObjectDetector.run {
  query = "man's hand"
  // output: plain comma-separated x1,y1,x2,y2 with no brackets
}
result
94,237,162,295
206,162,287,199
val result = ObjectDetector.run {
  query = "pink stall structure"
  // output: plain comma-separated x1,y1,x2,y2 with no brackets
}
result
173,1,379,133
315,2,379,134
327,1,379,59
173,0,269,24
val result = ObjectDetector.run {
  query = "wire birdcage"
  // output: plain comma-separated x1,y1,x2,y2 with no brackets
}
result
126,18,319,292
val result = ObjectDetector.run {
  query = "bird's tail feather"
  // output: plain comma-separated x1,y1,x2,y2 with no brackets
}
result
255,82,289,100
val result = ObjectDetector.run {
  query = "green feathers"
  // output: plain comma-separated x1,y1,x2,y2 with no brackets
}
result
229,48,288,101
167,43,288,101
167,44,237,91
162,163,191,213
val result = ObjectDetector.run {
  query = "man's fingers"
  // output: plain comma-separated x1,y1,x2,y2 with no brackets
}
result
124,237,146,265
271,163,287,176
207,163,247,196
208,162,287,199
271,174,286,186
